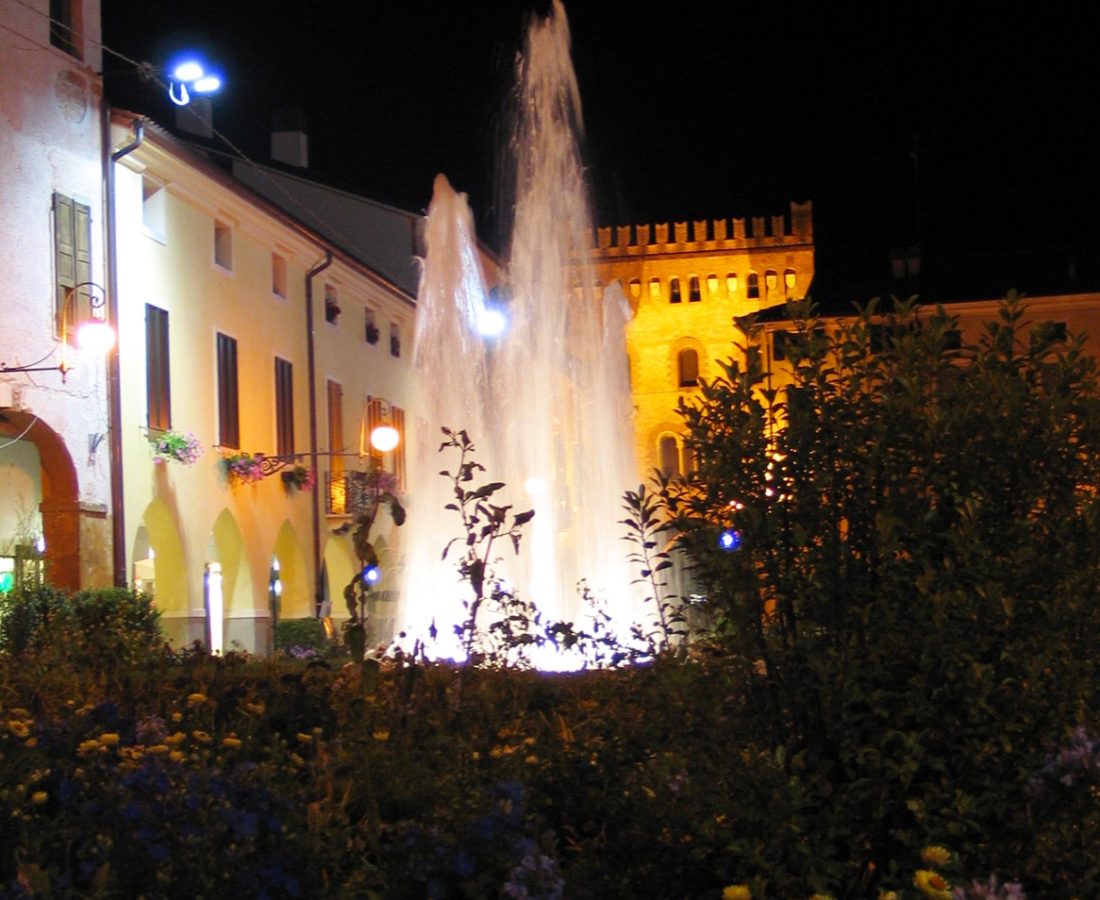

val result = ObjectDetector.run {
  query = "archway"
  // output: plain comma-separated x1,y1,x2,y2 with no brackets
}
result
272,520,310,619
0,411,80,590
208,509,254,653
133,498,189,644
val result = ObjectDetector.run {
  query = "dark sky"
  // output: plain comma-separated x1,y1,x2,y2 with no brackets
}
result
101,2,1099,283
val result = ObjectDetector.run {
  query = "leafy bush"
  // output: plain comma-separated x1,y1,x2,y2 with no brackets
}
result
274,617,329,657
661,295,1100,895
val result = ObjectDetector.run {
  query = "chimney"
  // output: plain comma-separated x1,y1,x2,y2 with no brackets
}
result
272,108,309,168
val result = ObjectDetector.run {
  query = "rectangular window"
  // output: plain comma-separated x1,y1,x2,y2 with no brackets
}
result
365,308,379,344
389,322,401,357
324,285,340,323
216,332,239,448
145,305,171,431
53,192,92,343
142,177,166,242
272,253,287,298
327,379,344,474
49,0,80,57
275,357,294,456
214,220,233,270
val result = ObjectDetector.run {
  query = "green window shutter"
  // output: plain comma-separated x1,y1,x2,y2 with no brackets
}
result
53,193,93,342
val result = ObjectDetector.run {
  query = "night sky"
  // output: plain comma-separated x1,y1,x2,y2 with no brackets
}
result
101,2,1098,285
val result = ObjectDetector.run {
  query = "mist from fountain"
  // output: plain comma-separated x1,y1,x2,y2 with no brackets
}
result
397,1,648,665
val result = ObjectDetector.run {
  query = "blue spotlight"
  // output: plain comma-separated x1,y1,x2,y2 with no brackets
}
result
719,530,741,551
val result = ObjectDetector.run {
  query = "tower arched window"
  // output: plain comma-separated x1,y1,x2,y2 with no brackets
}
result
659,434,680,478
670,277,682,303
784,269,797,293
629,278,642,299
689,276,701,302
726,273,737,296
678,347,699,387
747,272,760,299
649,278,661,299
765,270,778,293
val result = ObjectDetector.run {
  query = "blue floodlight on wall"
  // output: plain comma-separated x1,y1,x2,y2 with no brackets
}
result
167,56,223,106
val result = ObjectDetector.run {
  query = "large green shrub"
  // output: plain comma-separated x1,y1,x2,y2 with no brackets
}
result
663,295,1100,895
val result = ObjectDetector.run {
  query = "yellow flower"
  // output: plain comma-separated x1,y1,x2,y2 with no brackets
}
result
524,755,539,765
170,711,183,722
879,892,900,900
191,730,212,744
186,692,207,707
295,732,313,744
30,791,48,806
914,869,952,900
221,736,242,750
920,845,952,868
77,739,101,757
169,750,186,763
244,702,265,716
147,744,170,755
722,886,751,900
289,752,306,767
24,737,37,748
372,729,391,742
98,732,120,746
7,721,30,739
166,731,187,746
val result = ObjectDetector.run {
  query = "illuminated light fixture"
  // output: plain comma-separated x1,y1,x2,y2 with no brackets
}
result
370,424,399,453
362,564,381,584
1,282,113,383
167,56,223,106
477,306,507,338
719,530,741,551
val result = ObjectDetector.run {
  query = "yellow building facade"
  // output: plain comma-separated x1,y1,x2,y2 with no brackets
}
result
111,113,415,653
590,203,814,478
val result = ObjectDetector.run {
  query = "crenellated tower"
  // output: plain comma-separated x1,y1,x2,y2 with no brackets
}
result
590,201,814,478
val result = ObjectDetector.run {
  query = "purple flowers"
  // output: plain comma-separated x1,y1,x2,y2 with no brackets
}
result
224,452,266,484
149,429,203,465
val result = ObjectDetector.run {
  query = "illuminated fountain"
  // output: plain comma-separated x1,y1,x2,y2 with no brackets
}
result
396,1,650,663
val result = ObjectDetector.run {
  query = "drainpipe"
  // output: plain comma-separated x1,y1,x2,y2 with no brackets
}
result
306,252,333,614
103,113,144,587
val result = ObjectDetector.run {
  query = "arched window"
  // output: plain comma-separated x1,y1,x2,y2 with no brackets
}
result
682,443,696,475
670,277,682,303
649,278,661,299
784,268,797,291
629,278,642,299
678,348,699,387
659,434,680,478
726,273,737,295
765,270,778,292
747,272,759,299
689,276,701,302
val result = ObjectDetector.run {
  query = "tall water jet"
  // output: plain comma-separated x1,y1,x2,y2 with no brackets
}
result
398,1,648,663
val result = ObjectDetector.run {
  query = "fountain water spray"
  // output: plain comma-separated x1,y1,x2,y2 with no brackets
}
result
398,1,650,665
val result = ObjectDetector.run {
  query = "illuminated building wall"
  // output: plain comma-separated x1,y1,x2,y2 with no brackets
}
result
590,203,814,478
111,114,414,652
0,0,112,591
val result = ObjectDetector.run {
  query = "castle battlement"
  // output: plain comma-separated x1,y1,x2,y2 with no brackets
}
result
594,201,812,256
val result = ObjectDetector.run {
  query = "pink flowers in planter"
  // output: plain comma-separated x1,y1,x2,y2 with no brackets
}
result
149,429,203,465
222,452,266,484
